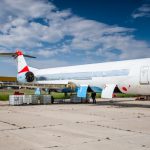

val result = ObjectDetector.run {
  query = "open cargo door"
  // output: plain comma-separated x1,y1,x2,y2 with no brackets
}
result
77,85,88,98
101,84,116,98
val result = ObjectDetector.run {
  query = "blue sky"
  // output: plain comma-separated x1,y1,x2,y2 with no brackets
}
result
0,0,150,76
53,0,150,41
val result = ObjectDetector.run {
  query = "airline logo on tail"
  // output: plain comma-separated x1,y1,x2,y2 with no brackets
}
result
15,50,29,74
0,50,36,83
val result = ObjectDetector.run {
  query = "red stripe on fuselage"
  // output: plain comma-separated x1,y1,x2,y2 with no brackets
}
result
18,66,29,74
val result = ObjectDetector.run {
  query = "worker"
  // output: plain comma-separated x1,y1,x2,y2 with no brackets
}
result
91,92,96,104
48,89,51,95
51,95,54,104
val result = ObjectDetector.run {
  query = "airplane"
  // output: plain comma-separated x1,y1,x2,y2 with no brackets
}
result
1,50,150,98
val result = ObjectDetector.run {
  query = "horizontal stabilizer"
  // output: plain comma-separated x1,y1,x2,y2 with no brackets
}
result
0,52,36,58
23,54,36,58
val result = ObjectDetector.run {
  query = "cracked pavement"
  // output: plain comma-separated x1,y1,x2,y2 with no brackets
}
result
0,98,150,150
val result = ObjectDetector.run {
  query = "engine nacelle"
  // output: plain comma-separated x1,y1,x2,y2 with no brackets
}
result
25,71,35,82
17,71,35,83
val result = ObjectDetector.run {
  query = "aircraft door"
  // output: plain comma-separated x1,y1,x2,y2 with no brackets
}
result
101,84,116,98
140,66,149,84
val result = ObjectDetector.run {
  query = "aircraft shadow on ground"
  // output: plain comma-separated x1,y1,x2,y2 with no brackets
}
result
0,99,150,108
94,100,150,108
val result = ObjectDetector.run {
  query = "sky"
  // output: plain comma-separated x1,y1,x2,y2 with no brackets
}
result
0,0,150,76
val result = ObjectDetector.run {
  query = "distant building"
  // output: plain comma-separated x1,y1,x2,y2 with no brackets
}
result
0,76,17,82
0,77,17,88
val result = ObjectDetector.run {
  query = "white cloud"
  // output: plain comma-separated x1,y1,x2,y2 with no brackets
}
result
29,58,69,69
0,0,149,75
0,0,55,21
132,4,150,18
37,49,59,57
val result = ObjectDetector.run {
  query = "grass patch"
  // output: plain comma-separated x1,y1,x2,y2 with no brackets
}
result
0,89,71,101
51,92,71,99
0,94,9,101
95,93,136,98
0,89,137,101
116,93,136,98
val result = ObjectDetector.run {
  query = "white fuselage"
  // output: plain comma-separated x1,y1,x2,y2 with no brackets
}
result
32,58,150,95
